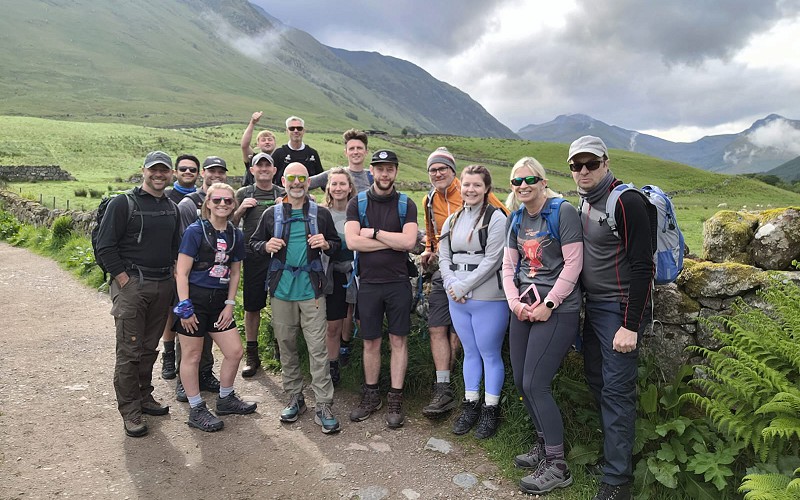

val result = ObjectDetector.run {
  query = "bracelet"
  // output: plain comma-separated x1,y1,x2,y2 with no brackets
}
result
224,300,236,306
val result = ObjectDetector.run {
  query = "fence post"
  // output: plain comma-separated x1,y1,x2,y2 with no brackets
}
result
53,196,56,208
39,193,43,204
67,199,70,210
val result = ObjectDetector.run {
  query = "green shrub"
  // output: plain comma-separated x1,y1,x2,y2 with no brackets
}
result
50,215,73,250
0,210,21,239
88,189,104,198
73,187,88,197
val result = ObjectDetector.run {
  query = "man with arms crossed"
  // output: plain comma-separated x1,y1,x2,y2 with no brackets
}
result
345,150,418,428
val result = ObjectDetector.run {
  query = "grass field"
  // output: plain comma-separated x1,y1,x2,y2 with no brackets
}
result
3,116,800,253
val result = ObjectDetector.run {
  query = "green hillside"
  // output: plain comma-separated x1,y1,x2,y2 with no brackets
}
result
4,116,800,255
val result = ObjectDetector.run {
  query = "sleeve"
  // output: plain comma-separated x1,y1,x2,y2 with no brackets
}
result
249,206,274,255
231,228,246,262
94,195,131,277
437,214,456,288
616,191,655,331
178,223,203,258
311,148,324,176
177,198,197,234
345,197,360,224
404,199,418,230
235,187,247,204
545,205,583,307
501,216,523,314
320,208,341,256
309,171,328,191
449,210,507,299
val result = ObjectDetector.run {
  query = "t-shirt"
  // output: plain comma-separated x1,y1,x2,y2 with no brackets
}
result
272,144,323,187
274,209,315,301
330,208,353,262
179,220,245,289
505,200,582,312
235,184,285,247
345,188,418,284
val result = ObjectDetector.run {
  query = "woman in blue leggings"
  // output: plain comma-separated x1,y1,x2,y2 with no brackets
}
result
502,157,583,495
438,164,509,439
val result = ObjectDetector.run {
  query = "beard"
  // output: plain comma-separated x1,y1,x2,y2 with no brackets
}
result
375,178,395,191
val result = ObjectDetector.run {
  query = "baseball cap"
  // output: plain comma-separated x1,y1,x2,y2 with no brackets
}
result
370,149,399,165
568,136,608,161
143,151,173,169
251,152,274,166
202,156,228,171
426,147,456,172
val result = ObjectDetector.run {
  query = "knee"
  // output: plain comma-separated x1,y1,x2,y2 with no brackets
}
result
228,344,244,362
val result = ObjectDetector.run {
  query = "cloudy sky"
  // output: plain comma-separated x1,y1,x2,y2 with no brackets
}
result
251,0,800,142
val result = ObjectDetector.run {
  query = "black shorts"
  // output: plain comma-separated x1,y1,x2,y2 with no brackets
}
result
242,252,269,312
326,271,350,321
357,281,412,340
427,270,452,328
173,285,237,338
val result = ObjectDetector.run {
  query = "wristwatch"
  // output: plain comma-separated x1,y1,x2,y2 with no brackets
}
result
544,299,556,310
372,228,380,239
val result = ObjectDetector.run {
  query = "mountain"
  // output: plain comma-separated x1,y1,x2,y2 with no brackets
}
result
765,156,800,182
518,114,799,174
0,0,515,138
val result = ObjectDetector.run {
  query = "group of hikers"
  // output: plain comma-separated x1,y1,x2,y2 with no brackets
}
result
93,113,654,500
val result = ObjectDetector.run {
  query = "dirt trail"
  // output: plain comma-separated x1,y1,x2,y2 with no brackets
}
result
0,243,517,499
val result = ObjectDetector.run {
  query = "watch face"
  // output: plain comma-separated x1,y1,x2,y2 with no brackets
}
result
545,300,555,309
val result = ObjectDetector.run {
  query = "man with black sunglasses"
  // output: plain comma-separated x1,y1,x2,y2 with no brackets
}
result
569,136,655,500
271,116,324,187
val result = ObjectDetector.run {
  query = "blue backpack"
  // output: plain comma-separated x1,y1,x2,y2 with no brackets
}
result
267,200,323,279
507,198,566,278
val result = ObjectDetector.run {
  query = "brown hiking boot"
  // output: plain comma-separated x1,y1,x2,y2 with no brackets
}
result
350,385,382,422
386,391,405,429
422,382,457,418
123,416,148,437
242,345,261,378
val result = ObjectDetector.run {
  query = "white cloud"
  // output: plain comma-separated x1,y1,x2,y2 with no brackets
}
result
747,119,800,155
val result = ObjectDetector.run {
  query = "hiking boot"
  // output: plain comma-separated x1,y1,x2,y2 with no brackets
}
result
422,382,457,418
330,360,341,387
339,345,351,366
452,399,481,435
592,482,631,500
385,391,405,429
161,350,176,380
123,416,148,437
216,391,257,415
519,459,573,494
141,397,169,416
515,440,545,469
280,393,307,422
199,370,220,392
187,401,224,432
350,385,382,422
314,402,341,434
241,345,261,378
175,380,188,402
474,403,500,439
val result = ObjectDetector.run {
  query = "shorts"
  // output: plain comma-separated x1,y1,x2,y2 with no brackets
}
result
242,252,269,312
357,281,412,340
326,271,350,321
173,285,237,338
427,270,452,328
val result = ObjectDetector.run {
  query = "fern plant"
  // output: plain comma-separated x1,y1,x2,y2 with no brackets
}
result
683,278,800,500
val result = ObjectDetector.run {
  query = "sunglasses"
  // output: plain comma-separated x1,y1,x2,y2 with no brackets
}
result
287,126,304,132
568,159,604,172
209,196,234,206
177,166,198,173
285,174,308,183
511,175,543,186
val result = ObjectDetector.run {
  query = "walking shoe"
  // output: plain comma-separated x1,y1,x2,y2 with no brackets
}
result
175,380,188,402
474,403,500,439
385,391,405,429
514,440,545,469
519,459,573,494
592,482,631,500
350,385,382,422
422,382,457,418
241,345,261,378
187,401,224,432
329,360,341,387
452,399,481,435
216,391,257,415
141,397,170,416
314,402,341,434
199,370,220,392
123,416,148,437
280,393,307,422
161,350,176,380
339,345,351,366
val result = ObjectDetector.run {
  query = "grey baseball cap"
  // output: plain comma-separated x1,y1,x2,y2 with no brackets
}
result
251,152,274,166
202,156,227,171
568,136,608,161
143,151,173,169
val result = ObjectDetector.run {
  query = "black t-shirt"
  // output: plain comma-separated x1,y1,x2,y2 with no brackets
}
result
235,184,285,246
272,144,323,187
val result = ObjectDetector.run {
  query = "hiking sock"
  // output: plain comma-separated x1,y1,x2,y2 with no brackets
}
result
219,386,233,399
163,340,175,353
246,340,258,349
389,386,402,394
436,370,450,383
545,444,566,461
188,394,203,408
485,392,500,406
465,390,480,402
365,383,379,391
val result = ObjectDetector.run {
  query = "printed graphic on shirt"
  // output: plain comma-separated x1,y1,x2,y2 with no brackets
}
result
521,228,552,278
208,236,231,284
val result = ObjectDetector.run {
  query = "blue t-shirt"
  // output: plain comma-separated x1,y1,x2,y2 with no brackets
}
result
179,220,245,289
275,209,315,301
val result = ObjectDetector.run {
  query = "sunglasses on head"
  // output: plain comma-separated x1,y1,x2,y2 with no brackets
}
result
287,126,304,132
285,174,308,183
209,196,234,206
511,175,543,186
177,166,198,173
568,159,604,172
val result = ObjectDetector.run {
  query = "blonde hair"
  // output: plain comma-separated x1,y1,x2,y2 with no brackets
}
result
510,157,561,199
256,130,275,141
324,167,355,207
200,183,238,220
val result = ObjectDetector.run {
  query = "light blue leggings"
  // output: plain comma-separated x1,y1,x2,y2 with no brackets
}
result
448,299,509,396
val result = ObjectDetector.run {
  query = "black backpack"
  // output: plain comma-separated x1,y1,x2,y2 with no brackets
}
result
92,190,137,278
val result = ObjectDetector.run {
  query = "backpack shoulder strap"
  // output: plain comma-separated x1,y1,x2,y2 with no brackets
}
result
273,201,286,239
398,193,408,226
541,198,567,243
606,183,637,239
366,170,374,185
477,204,497,250
307,200,319,236
357,190,369,227
426,188,437,233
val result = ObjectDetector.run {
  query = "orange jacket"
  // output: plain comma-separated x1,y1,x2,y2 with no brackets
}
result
423,177,509,253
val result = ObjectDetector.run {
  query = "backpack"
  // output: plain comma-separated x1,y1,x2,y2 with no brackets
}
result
267,200,324,279
507,198,567,279
192,219,237,272
185,191,204,218
603,183,684,285
442,204,500,256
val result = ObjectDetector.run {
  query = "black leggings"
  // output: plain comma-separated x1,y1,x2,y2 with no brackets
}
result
509,311,579,446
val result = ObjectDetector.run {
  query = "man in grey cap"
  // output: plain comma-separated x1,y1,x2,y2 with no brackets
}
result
233,152,285,377
95,151,181,437
568,136,655,500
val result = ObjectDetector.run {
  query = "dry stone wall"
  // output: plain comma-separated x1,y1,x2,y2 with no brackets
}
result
0,165,75,182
